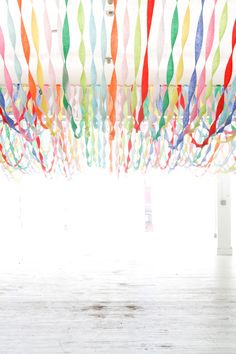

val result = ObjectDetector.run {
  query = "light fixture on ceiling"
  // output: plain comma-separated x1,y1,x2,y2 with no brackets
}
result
106,10,114,16
106,0,114,16
105,57,112,64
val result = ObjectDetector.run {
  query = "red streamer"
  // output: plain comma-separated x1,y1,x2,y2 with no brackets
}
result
136,0,155,131
192,20,236,148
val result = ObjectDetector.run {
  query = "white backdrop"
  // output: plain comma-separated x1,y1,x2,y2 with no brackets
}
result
0,169,228,269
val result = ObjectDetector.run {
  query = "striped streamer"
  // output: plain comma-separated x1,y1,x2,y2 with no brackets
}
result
108,0,118,171
137,0,155,131
155,0,179,139
176,0,205,147
62,0,79,138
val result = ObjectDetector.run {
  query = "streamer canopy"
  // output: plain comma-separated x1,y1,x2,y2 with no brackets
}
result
0,0,236,175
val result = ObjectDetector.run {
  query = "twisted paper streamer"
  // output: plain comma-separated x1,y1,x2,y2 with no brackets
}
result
90,0,98,129
193,20,236,147
165,1,190,130
108,0,118,171
155,0,179,140
43,0,57,130
78,0,90,165
5,0,27,120
100,0,107,168
17,0,47,134
31,0,49,121
176,0,205,147
62,0,79,139
192,1,228,137
137,0,155,131
186,0,217,136
127,0,142,171
120,1,130,171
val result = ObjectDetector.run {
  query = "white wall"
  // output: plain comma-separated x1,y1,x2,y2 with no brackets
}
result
0,169,221,269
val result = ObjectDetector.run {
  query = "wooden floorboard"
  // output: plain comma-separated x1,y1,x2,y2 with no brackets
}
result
0,256,236,353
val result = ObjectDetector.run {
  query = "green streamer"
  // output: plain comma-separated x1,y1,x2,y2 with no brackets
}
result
62,0,80,138
155,1,179,139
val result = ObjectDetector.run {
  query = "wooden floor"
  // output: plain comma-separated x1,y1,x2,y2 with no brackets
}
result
0,250,236,354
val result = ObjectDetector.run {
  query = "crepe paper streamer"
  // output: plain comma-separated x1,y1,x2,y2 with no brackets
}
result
0,139,22,169
117,0,130,170
155,0,179,140
31,0,56,172
78,0,87,126
127,0,141,172
121,1,129,87
119,0,129,119
78,0,91,165
150,0,166,158
56,1,70,171
176,0,205,148
31,1,49,123
6,0,22,92
108,0,118,171
90,0,98,130
17,0,46,133
137,0,155,131
217,77,236,133
115,86,122,171
0,25,31,141
86,86,93,167
89,0,101,167
44,0,57,126
88,105,94,170
193,20,236,148
165,1,190,133
100,0,107,134
0,122,25,170
62,0,71,114
131,0,141,119
185,0,217,138
214,23,236,126
120,0,130,171
62,0,79,139
153,0,166,109
0,89,16,130
194,1,228,135
176,2,190,85
56,0,63,60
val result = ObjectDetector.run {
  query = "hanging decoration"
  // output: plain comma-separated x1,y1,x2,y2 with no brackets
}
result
0,0,235,176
